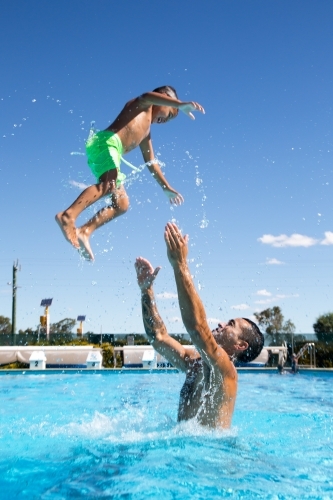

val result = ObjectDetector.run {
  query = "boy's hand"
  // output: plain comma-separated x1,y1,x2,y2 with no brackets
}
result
135,257,161,291
163,187,184,205
178,101,205,120
164,222,189,268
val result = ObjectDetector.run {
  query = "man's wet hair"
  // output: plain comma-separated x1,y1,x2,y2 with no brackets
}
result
153,86,179,116
237,318,264,363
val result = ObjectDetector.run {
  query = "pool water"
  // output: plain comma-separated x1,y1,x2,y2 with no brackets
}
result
0,371,332,499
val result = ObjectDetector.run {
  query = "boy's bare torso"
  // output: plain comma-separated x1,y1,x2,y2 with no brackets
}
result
106,98,151,153
178,356,237,429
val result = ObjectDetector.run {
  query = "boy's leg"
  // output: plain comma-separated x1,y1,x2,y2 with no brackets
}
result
76,184,129,261
55,169,118,248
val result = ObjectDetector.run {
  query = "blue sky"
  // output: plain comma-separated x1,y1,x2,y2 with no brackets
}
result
1,0,332,334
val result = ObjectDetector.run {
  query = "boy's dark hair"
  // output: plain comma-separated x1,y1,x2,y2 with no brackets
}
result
153,85,178,99
237,318,264,363
153,86,179,117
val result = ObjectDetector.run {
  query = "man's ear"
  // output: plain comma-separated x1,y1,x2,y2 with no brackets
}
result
235,340,248,352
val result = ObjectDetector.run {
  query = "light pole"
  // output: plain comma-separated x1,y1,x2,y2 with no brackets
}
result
77,316,86,336
40,299,53,339
9,260,21,345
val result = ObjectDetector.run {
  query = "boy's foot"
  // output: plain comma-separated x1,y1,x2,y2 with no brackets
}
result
77,228,95,261
55,212,79,249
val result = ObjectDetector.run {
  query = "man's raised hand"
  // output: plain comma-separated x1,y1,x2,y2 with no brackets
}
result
135,257,161,291
164,222,189,267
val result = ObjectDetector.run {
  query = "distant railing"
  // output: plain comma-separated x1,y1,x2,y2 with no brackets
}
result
1,331,332,349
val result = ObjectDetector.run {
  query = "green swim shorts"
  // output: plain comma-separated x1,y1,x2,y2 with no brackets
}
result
85,130,126,188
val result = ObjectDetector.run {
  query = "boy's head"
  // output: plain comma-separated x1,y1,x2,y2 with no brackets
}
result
152,85,179,124
153,85,178,100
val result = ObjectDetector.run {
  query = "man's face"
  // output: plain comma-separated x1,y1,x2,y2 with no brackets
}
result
152,105,177,124
212,318,249,354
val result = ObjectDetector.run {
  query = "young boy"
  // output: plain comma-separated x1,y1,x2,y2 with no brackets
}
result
55,86,205,261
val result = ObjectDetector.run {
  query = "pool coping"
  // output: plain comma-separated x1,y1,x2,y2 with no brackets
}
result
0,367,332,375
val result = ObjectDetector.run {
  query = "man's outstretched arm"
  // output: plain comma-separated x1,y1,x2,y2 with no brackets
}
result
135,257,192,372
164,223,232,373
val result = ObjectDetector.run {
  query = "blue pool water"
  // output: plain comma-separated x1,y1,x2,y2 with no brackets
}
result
0,371,332,499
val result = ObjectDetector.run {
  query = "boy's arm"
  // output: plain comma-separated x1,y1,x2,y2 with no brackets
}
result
163,223,234,376
139,92,205,120
135,257,193,372
140,135,184,205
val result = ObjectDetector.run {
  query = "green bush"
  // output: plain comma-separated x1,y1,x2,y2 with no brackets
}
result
100,343,115,368
294,341,333,368
313,342,333,368
0,361,28,370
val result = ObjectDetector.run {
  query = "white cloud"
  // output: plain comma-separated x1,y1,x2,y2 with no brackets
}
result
256,289,271,297
254,293,299,305
266,258,284,265
258,233,318,247
69,180,89,190
254,298,275,305
276,293,299,299
321,231,333,245
230,304,250,310
156,292,177,299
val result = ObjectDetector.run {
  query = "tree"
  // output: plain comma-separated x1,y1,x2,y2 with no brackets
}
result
0,316,12,335
18,328,37,334
313,313,333,343
49,318,76,334
254,306,296,345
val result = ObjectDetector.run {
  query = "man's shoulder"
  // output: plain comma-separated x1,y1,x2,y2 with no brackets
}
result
206,349,237,379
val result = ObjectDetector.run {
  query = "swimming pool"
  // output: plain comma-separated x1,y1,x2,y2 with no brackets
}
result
0,371,332,499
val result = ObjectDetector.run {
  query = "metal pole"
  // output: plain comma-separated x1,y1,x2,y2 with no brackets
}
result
311,344,313,368
12,263,17,335
313,344,316,368
11,260,19,345
291,332,294,355
45,306,50,339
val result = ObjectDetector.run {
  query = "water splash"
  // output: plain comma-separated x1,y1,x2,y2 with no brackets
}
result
49,410,235,444
185,151,209,230
200,216,209,229
123,158,165,188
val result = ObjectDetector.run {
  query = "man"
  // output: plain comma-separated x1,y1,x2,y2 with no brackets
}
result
135,222,264,428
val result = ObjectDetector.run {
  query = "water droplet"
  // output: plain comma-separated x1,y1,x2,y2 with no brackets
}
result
200,217,209,229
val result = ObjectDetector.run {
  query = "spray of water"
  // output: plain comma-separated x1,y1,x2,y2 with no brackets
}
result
185,151,209,229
